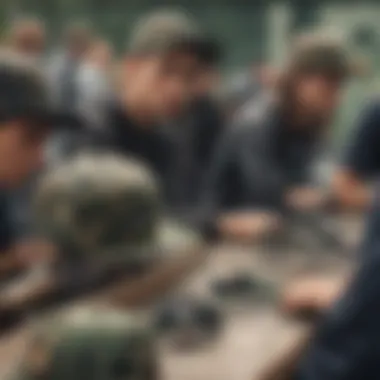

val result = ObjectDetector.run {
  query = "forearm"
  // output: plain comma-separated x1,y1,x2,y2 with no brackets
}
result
332,171,372,212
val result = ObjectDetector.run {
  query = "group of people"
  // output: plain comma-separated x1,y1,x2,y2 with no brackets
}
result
0,7,380,380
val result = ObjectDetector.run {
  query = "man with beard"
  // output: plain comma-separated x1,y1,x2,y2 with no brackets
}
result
200,35,355,241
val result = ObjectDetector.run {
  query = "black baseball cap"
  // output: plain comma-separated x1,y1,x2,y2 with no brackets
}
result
0,52,83,129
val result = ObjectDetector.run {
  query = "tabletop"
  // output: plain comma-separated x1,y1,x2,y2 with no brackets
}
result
0,216,362,380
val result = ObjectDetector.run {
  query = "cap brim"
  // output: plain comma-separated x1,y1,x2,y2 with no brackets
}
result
90,219,203,269
155,219,203,257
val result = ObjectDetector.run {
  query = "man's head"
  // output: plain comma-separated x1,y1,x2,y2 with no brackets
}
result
122,10,212,120
0,53,80,188
12,306,157,380
8,16,46,59
63,21,93,59
281,34,355,127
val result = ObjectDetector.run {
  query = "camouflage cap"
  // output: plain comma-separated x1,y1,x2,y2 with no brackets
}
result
286,34,358,80
128,9,202,55
9,306,157,380
34,152,201,265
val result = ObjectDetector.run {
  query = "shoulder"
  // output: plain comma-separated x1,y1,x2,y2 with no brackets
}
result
361,95,380,117
350,95,380,139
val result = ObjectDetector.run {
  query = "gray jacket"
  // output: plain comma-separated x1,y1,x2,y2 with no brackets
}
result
200,95,319,218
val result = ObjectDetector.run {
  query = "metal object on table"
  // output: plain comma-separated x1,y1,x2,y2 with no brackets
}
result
154,295,223,350
211,272,279,305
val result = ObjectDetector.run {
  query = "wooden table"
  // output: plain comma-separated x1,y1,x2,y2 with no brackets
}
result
160,243,353,380
0,246,206,379
0,216,361,380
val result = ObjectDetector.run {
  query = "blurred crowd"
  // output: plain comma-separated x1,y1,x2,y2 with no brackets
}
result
1,7,380,380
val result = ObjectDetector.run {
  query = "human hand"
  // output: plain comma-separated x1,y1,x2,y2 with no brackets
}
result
218,211,281,242
281,275,345,317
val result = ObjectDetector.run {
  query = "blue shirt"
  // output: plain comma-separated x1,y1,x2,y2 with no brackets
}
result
296,99,380,380
344,99,380,178
344,99,380,260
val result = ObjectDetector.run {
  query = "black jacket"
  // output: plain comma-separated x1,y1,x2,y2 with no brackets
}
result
200,95,319,220
168,96,225,210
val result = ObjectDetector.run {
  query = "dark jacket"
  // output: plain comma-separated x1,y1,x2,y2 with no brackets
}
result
295,98,380,380
168,96,225,210
296,248,380,380
200,95,318,221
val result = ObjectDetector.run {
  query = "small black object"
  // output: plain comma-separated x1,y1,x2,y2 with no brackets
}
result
154,297,222,340
193,304,221,333
212,274,260,298
154,302,181,332
0,306,24,335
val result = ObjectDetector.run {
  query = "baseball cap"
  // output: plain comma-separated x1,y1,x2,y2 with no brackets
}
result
286,34,361,80
0,51,82,128
128,10,206,58
34,152,202,268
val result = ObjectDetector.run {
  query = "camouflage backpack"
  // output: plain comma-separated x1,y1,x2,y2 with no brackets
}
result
34,152,201,267
9,306,158,380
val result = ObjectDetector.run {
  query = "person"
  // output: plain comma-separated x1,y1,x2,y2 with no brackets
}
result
7,16,46,62
200,34,355,242
282,79,380,317
77,38,114,130
0,52,81,279
6,305,158,379
0,152,202,330
167,36,225,212
277,76,380,380
44,21,95,166
47,21,94,112
76,10,214,201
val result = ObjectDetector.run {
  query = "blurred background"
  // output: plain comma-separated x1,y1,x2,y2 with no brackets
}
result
0,2,379,380
1,0,379,144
